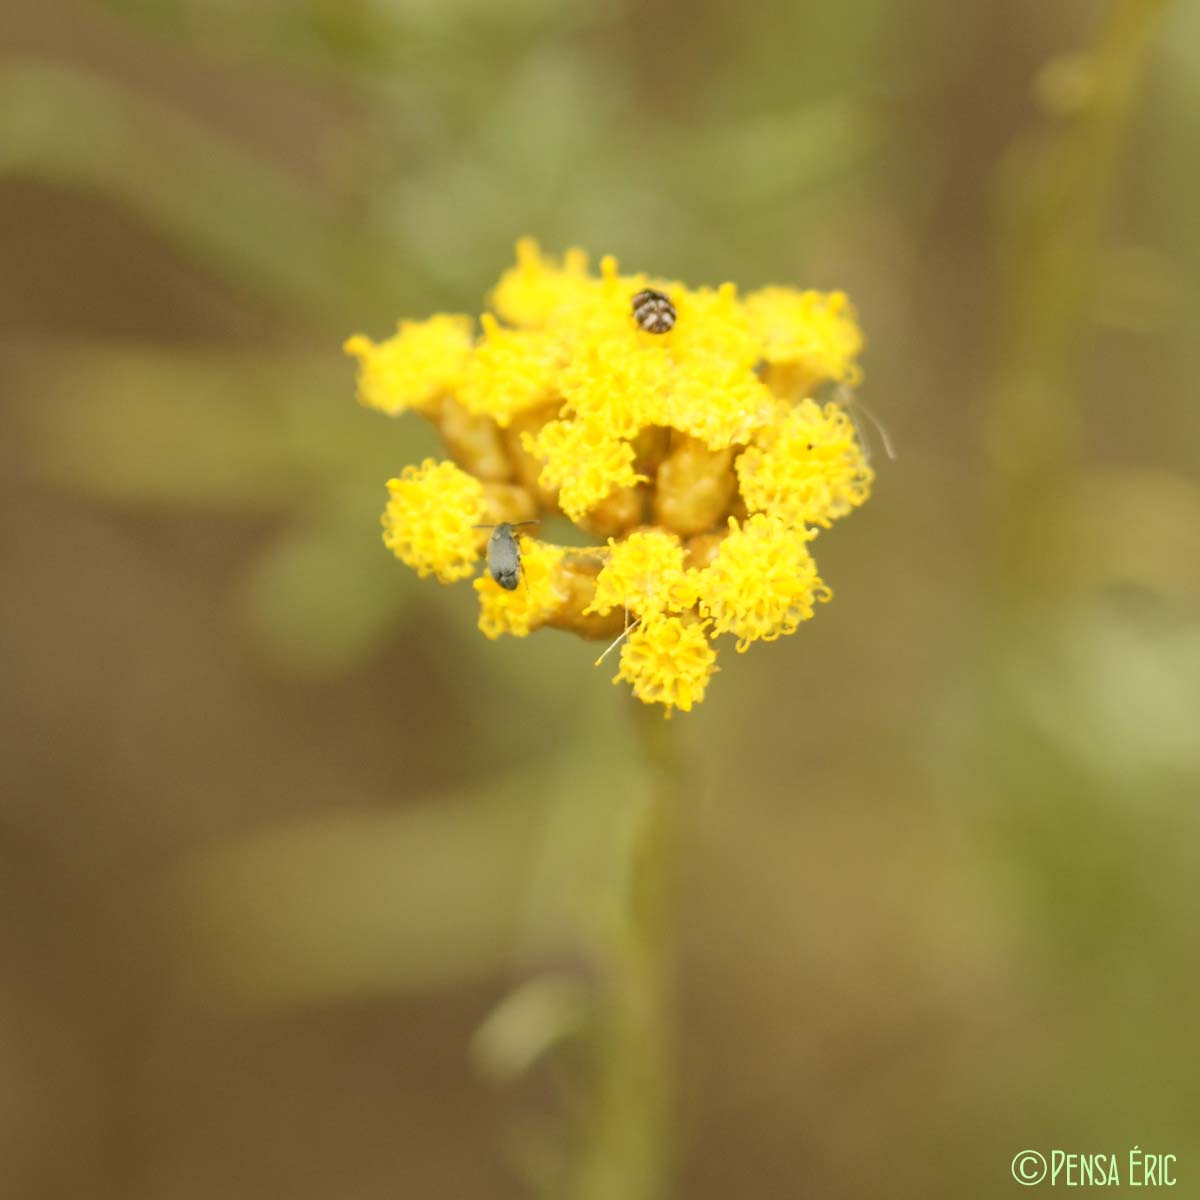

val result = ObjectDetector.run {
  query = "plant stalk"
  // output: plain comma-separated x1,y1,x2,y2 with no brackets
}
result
571,701,684,1200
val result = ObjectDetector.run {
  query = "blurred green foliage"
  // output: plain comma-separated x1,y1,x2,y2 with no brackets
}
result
2,0,1199,1196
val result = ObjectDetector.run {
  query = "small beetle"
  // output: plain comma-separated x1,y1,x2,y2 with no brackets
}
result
475,521,539,590
631,288,676,334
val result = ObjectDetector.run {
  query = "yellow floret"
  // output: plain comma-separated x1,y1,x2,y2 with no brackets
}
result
668,283,758,370
735,398,873,528
457,315,564,427
475,538,568,638
524,418,646,523
745,287,863,390
344,314,473,415
663,359,776,449
585,529,698,619
382,458,485,582
614,614,718,715
558,329,669,439
697,514,830,651
489,237,594,328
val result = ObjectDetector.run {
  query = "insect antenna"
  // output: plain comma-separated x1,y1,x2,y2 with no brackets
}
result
838,387,896,463
593,609,641,667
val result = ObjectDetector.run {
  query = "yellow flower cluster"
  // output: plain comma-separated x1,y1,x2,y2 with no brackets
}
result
381,459,483,582
346,238,875,714
475,539,567,639
698,515,830,652
346,315,473,416
585,530,697,620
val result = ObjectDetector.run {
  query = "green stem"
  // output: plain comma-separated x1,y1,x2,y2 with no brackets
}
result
571,701,683,1200
987,0,1172,597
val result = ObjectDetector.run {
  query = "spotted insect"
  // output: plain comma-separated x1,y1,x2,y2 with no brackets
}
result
631,288,676,334
474,521,539,590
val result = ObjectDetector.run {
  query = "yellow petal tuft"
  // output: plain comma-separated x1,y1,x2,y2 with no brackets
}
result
585,529,698,619
344,314,473,415
489,237,594,328
558,329,669,439
457,315,564,428
736,398,873,528
697,514,830,651
745,287,863,391
667,283,758,369
382,458,485,582
523,418,646,523
663,360,776,449
614,614,718,715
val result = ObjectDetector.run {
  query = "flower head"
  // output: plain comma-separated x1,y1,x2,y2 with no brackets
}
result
745,287,863,391
698,514,831,652
586,530,698,619
523,418,647,522
345,315,473,416
457,316,563,428
382,459,484,582
489,237,593,328
614,615,718,716
347,239,876,712
736,399,874,528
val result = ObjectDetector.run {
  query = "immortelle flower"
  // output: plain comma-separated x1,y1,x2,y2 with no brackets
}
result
345,238,874,714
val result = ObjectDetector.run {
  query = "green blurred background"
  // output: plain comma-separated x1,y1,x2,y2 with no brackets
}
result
2,0,1198,1195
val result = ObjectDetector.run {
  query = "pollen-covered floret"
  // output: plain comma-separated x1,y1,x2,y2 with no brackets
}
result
345,314,473,415
382,458,485,582
558,329,670,439
668,283,758,369
736,398,873,529
457,316,563,427
663,360,776,449
348,238,876,713
586,530,698,619
614,615,718,715
475,539,568,638
523,418,647,523
745,287,863,393
697,514,831,651
489,237,593,328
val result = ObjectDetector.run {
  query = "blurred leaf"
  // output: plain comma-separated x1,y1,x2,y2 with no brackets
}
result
25,347,325,509
0,60,407,323
1008,606,1200,788
1094,243,1197,333
17,340,446,671
165,777,553,1011
238,512,415,675
1050,468,1200,599
95,0,579,76
987,0,1173,496
21,342,437,510
678,98,880,208
471,976,593,1082
162,711,650,1014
